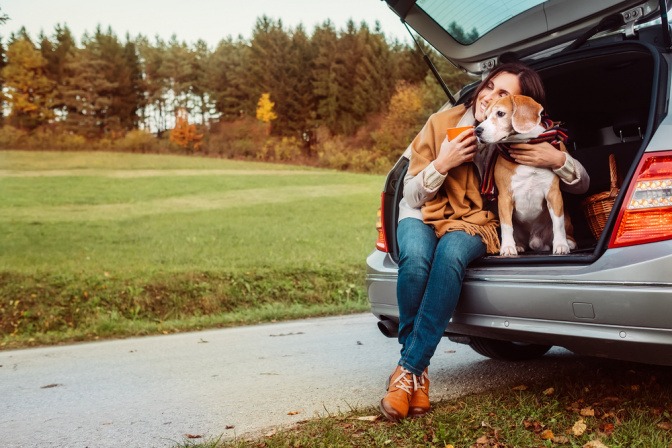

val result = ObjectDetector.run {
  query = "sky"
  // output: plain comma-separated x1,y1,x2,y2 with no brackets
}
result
1,0,411,47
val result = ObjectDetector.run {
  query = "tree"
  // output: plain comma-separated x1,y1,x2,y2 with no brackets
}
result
256,92,277,124
137,36,170,134
2,34,55,130
170,107,203,152
59,44,116,137
207,37,254,120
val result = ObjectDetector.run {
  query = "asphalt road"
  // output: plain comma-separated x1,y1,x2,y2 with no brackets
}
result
0,313,648,448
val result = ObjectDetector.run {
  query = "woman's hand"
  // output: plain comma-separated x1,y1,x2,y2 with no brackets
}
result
509,142,566,170
434,129,478,174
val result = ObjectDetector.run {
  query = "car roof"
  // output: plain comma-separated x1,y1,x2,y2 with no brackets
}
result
384,0,665,73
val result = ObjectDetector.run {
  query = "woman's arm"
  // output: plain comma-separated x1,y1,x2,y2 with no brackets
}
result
509,142,590,194
403,162,446,208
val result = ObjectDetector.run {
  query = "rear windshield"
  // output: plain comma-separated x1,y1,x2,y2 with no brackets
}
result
416,0,546,45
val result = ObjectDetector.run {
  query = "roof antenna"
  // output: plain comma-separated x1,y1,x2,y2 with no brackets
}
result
402,21,456,105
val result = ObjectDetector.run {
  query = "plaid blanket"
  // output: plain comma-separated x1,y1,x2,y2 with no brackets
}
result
479,118,568,200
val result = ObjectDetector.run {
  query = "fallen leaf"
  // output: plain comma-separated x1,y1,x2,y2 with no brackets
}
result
185,434,202,439
264,429,277,437
540,429,554,440
599,422,615,436
355,415,379,422
543,387,555,396
40,383,63,389
657,421,672,430
225,425,235,430
445,445,455,448
512,385,528,391
631,384,641,391
572,418,587,436
583,440,608,448
553,435,570,444
287,411,300,415
581,407,596,417
476,435,489,444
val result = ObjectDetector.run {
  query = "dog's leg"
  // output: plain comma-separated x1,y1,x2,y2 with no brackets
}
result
564,212,577,250
495,162,518,256
498,190,518,256
546,184,570,254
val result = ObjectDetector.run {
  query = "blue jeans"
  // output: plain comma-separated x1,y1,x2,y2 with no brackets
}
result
396,218,486,376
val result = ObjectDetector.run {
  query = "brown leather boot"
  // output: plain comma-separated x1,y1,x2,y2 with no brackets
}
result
379,365,413,421
408,368,430,417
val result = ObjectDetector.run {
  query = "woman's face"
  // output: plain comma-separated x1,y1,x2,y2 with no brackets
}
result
473,72,522,122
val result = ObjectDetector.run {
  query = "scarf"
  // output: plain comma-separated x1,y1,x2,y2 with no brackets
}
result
409,105,500,254
479,118,569,200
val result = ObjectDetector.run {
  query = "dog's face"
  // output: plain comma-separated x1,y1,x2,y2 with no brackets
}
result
475,95,543,143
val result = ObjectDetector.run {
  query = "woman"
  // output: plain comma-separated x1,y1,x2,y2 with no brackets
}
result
380,62,589,422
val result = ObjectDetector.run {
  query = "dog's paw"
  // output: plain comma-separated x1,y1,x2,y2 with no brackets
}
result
500,245,518,256
567,238,577,250
516,245,526,253
553,243,570,255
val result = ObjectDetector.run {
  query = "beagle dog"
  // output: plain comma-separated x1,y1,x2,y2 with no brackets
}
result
475,94,574,256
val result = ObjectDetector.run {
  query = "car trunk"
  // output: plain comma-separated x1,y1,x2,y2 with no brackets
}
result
381,36,669,264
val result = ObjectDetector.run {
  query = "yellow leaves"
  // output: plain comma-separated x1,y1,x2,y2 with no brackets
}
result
543,387,555,396
540,429,554,440
582,440,609,448
511,384,528,391
572,418,588,436
256,92,277,123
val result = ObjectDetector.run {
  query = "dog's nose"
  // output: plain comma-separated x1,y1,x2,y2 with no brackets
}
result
474,126,483,137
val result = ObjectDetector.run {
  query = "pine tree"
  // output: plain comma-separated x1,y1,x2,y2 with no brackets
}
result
311,21,340,134
59,43,115,137
207,37,254,120
137,36,170,134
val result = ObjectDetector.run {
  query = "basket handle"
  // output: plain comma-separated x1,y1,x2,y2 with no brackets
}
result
608,153,619,197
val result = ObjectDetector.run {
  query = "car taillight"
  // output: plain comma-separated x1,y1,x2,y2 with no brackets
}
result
376,193,389,252
609,151,672,248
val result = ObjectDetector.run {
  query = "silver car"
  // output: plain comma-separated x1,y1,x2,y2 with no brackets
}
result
367,0,672,365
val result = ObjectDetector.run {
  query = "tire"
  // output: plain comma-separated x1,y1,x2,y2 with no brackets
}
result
468,337,552,361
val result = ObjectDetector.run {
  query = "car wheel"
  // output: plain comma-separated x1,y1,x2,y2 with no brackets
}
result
468,337,552,361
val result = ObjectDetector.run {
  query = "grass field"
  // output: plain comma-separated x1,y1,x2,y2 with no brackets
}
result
0,150,384,348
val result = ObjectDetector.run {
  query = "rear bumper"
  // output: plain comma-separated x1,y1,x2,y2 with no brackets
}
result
366,240,672,365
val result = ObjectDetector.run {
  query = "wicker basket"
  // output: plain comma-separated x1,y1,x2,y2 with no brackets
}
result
582,154,619,240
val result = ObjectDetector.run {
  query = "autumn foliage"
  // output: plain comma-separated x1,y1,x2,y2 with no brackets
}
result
0,19,473,172
170,108,203,152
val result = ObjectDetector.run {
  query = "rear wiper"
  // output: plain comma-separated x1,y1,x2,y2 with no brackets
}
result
402,21,457,105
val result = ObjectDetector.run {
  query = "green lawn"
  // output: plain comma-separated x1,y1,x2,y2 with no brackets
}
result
0,150,384,347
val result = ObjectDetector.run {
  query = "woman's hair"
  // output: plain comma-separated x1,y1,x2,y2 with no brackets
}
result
466,62,546,110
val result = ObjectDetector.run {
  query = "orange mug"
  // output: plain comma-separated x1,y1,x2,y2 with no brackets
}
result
446,126,474,141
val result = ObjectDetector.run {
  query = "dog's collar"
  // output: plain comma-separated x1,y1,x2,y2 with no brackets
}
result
496,118,568,161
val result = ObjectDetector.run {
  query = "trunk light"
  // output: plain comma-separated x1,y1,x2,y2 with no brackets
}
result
609,151,672,248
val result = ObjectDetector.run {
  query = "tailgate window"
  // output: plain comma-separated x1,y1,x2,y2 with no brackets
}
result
417,0,545,44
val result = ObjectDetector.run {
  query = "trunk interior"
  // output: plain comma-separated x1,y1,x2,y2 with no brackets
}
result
383,38,668,264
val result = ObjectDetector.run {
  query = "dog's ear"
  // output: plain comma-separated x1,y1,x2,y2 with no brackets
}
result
511,95,543,134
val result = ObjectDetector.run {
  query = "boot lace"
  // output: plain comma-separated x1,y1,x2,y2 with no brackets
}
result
413,370,429,393
391,368,414,395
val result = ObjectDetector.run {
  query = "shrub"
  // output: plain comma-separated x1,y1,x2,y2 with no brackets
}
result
0,125,28,149
114,130,160,153
259,137,302,161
